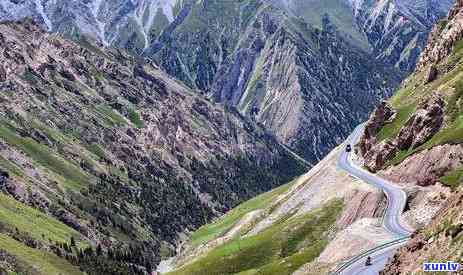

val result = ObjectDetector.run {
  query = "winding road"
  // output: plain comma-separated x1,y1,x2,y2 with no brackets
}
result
335,124,413,275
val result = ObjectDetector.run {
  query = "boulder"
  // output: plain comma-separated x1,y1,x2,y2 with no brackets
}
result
396,96,444,150
358,101,395,156
424,66,438,83
364,140,398,172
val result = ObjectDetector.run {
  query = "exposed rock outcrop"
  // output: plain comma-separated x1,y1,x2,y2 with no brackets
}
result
1,0,451,165
363,141,399,172
360,95,445,172
424,65,438,83
0,19,306,269
396,96,445,150
417,0,463,70
402,184,451,229
336,189,386,229
348,0,452,73
358,101,396,156
151,2,400,163
381,190,463,274
380,144,463,186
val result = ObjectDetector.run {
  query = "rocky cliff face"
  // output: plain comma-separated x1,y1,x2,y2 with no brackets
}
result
274,0,453,73
147,1,401,162
417,0,463,70
0,0,180,52
357,0,463,181
349,0,453,73
359,95,445,172
0,20,305,274
357,1,463,272
0,0,451,164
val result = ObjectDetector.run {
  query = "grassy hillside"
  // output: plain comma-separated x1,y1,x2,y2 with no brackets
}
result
189,180,297,247
0,234,83,275
0,193,85,245
0,122,93,191
290,0,370,50
0,192,87,274
367,24,463,187
0,20,306,274
168,199,343,275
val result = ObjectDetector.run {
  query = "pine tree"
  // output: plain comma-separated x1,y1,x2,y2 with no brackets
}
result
96,243,103,256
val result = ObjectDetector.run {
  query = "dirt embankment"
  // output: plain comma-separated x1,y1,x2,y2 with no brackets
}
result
381,190,463,274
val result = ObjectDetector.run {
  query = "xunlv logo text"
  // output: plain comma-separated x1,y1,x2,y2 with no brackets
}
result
423,261,460,272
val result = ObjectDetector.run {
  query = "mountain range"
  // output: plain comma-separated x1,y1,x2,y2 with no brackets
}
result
161,1,463,274
0,18,306,274
0,0,460,274
0,0,452,163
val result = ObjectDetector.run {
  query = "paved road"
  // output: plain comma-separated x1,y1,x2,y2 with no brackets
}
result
339,242,405,275
336,124,413,275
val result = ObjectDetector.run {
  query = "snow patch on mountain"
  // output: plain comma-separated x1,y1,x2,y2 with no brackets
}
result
91,0,107,44
34,0,52,31
132,0,177,49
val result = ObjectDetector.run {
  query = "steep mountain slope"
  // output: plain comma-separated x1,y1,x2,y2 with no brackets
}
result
273,0,453,73
348,0,453,72
1,0,449,73
0,19,305,274
162,132,446,274
357,0,463,272
0,0,451,164
0,0,180,51
148,0,400,162
163,144,391,275
167,2,463,274
357,0,463,187
381,189,463,274
272,0,370,50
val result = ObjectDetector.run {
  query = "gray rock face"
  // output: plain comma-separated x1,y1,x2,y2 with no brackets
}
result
396,96,444,150
0,0,180,51
147,2,402,162
358,101,396,156
417,0,463,70
360,95,445,172
0,20,306,267
348,0,453,73
0,0,452,165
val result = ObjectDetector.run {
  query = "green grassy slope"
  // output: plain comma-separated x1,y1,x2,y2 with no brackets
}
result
290,0,370,50
372,36,463,187
0,122,92,191
190,179,297,247
0,192,87,274
169,199,343,275
0,193,85,245
0,234,83,275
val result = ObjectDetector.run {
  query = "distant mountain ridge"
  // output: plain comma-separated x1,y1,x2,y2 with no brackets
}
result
0,19,305,274
0,0,451,71
0,0,452,163
356,0,463,272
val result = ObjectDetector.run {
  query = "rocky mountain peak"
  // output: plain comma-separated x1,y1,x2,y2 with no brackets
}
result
417,0,463,70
